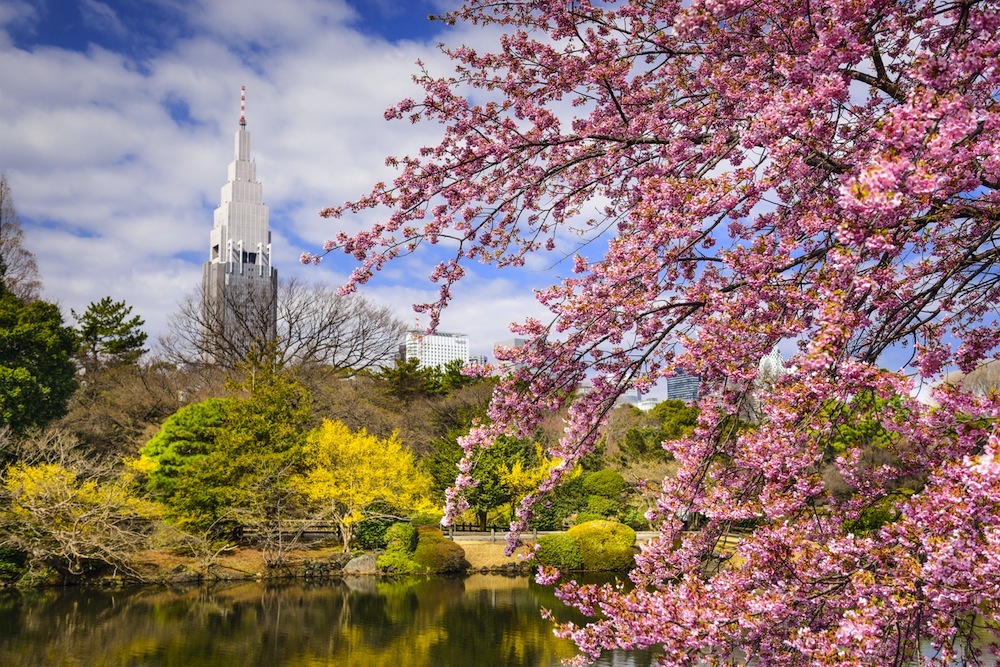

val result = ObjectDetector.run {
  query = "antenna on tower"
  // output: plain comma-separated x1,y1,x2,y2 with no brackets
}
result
239,85,246,127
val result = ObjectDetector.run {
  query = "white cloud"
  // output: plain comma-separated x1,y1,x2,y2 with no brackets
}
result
0,0,559,361
79,0,127,38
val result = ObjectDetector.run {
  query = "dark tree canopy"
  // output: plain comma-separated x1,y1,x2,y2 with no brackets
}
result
165,357,312,535
0,291,77,434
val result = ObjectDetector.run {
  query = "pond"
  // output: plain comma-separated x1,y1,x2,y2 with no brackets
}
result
0,574,654,667
2,574,993,666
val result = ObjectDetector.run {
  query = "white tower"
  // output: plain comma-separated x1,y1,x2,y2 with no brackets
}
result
201,86,278,365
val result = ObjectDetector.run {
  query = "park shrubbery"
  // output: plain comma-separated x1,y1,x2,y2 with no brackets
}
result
353,501,404,550
412,526,467,573
353,517,392,550
585,495,619,518
0,546,26,583
618,507,650,531
572,511,605,526
377,522,419,574
0,461,160,579
566,520,636,571
534,520,636,571
376,550,421,575
377,523,467,574
535,533,584,570
384,522,417,552
582,470,626,498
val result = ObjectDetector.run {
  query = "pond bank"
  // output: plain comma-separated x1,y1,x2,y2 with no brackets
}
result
20,538,537,588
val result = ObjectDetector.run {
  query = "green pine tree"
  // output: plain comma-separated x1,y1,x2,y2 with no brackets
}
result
71,297,148,372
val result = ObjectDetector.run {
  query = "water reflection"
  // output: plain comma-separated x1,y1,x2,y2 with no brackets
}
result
0,575,652,667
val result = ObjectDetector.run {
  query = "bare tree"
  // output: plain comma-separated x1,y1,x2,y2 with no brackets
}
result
0,174,42,301
163,276,406,376
56,359,199,456
944,359,1000,395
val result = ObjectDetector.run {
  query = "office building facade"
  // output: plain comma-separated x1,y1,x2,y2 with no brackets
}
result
402,331,470,369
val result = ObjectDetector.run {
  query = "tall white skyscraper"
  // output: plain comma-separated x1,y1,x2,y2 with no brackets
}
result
201,87,277,365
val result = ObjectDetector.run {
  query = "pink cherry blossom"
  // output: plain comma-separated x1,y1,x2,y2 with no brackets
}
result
315,1,1000,664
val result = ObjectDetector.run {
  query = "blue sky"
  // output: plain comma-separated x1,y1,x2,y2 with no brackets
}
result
0,0,551,360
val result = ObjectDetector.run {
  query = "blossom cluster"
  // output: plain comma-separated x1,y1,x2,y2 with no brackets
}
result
314,0,1000,664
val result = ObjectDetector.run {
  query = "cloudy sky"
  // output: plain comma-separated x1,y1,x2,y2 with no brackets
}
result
0,0,555,360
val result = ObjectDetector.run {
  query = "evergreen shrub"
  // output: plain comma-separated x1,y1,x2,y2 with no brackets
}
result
354,515,395,550
383,522,417,553
353,501,405,550
412,526,467,573
619,507,651,530
586,495,619,518
573,511,605,525
843,495,904,537
566,520,636,571
529,503,563,531
0,547,26,583
535,533,584,570
376,550,420,575
377,522,418,574
410,511,444,527
582,470,626,498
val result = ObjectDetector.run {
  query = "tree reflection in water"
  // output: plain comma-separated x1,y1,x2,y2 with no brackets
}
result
0,575,654,667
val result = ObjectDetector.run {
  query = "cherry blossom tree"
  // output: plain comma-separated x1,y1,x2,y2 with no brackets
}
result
310,1,1000,664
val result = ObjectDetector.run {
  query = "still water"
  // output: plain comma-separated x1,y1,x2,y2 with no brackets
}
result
0,574,653,667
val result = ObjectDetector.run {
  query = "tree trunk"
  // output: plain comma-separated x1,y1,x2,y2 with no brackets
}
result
340,520,352,552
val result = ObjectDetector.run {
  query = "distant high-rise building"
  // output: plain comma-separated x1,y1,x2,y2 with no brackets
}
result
494,337,529,370
201,87,277,365
665,372,700,402
401,331,469,369
757,345,786,385
636,397,661,411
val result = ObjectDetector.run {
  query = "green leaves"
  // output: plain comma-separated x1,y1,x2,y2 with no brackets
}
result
71,296,147,372
139,397,232,502
0,292,77,434
142,358,311,537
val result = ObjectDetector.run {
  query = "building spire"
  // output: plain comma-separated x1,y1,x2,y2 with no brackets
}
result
239,85,246,127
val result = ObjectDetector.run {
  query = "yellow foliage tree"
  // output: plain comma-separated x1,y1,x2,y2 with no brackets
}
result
500,444,558,498
0,462,161,577
498,443,572,522
293,419,432,551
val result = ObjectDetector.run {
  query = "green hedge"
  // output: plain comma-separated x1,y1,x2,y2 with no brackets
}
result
582,470,626,498
573,511,605,525
354,517,394,550
586,495,619,518
535,533,584,570
376,549,421,575
377,523,467,574
383,522,417,553
566,520,636,571
377,522,419,574
412,526,467,573
0,547,26,583
619,507,650,531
